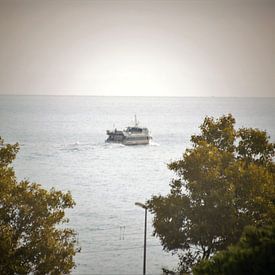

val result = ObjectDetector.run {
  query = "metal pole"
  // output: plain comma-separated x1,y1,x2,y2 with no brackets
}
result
135,202,148,275
143,207,147,275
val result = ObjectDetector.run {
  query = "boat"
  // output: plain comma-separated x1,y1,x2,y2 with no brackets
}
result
106,116,151,145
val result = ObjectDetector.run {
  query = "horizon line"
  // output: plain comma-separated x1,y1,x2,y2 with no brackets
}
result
0,94,274,99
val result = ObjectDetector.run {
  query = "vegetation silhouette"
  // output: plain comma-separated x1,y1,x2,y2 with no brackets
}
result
0,137,79,274
193,225,275,275
148,114,275,273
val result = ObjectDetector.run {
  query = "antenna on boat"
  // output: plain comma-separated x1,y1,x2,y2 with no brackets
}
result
134,114,139,127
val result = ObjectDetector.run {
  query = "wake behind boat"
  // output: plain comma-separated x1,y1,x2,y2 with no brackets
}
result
106,116,152,145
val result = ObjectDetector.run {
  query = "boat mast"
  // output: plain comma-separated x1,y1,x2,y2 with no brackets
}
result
134,114,139,127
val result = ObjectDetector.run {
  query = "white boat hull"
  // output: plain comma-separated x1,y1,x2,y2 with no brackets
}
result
122,139,150,145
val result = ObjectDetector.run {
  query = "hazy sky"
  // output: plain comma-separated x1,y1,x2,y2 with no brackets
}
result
0,0,274,97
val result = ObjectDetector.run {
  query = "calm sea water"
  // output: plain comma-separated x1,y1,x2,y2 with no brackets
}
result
0,96,274,274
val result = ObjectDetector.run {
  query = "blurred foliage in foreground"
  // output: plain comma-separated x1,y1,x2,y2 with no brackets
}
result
148,114,275,273
193,225,275,275
0,137,79,274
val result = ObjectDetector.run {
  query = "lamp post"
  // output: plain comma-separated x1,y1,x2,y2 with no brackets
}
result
135,202,148,275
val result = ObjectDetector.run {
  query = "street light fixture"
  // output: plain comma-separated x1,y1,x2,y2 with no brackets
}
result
135,202,148,275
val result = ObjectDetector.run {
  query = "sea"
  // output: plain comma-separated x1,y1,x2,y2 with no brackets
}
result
0,96,274,275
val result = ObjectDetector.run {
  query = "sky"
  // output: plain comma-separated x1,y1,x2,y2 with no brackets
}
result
0,0,274,97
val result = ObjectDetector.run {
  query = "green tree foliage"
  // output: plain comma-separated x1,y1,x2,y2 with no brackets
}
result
147,114,275,272
0,137,79,274
193,225,275,275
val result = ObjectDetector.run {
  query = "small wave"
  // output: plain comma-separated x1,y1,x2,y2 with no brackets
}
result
26,152,54,160
58,141,97,152
149,141,160,146
103,143,125,149
57,141,127,152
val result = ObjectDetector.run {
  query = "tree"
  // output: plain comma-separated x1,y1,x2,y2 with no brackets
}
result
0,137,79,274
193,225,275,275
147,114,275,273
